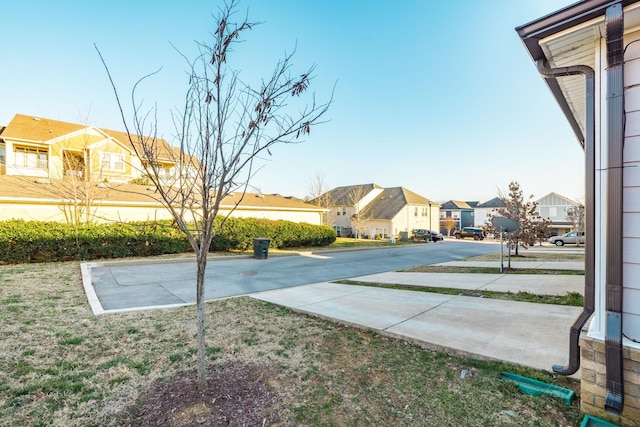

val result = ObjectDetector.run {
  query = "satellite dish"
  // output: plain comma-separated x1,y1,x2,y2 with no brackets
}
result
491,216,519,233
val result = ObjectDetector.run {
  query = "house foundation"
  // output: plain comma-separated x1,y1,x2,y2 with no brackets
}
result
580,333,640,426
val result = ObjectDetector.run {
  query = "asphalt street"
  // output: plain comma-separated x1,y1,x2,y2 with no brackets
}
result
86,240,499,313
82,242,587,373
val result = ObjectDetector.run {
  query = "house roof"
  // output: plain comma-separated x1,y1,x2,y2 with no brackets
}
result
1,114,86,142
516,1,640,146
440,200,475,210
476,197,505,209
361,187,433,220
536,192,579,206
0,176,323,212
1,114,175,162
320,183,383,206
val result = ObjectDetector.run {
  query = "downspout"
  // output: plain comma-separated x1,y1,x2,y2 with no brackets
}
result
603,2,624,416
535,60,595,377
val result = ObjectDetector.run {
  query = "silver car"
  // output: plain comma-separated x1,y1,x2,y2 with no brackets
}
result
548,231,585,246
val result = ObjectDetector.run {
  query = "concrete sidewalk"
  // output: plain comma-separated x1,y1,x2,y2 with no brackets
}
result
251,262,585,374
433,260,584,270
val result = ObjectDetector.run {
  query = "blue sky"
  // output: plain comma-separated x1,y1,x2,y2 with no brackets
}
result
0,0,584,203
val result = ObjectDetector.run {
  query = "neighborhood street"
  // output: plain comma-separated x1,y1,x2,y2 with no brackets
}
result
86,240,499,313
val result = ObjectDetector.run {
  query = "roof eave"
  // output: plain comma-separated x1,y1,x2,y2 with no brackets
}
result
516,0,636,144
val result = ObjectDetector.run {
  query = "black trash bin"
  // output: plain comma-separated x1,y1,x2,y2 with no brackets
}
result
253,238,270,259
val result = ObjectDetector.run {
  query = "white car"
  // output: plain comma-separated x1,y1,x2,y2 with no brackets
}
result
548,231,585,246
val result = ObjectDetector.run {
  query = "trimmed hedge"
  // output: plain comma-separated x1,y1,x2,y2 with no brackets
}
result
0,218,336,264
213,217,336,250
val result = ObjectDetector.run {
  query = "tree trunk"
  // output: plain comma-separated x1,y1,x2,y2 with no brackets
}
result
196,250,208,392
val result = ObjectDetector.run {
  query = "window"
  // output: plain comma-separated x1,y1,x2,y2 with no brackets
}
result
0,145,5,165
375,228,388,238
100,152,125,171
414,207,418,217
14,146,48,169
422,207,427,217
342,207,346,215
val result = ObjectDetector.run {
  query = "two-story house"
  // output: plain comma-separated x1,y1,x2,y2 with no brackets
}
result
536,192,582,236
317,183,439,238
439,200,478,234
0,114,326,224
0,114,180,184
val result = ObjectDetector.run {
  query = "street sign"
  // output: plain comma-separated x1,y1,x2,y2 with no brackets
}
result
491,217,519,233
491,217,519,273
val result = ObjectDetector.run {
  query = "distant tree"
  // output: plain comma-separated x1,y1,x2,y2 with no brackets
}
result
489,181,550,255
98,0,332,392
306,172,334,227
348,185,372,239
530,216,553,247
50,130,105,226
56,149,99,225
443,216,456,237
565,203,585,247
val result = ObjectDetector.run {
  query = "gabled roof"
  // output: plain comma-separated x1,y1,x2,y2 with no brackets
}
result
2,114,85,142
0,176,322,212
440,200,475,210
320,183,383,206
536,192,579,206
516,1,640,145
361,187,432,220
2,114,175,161
101,128,175,162
219,192,323,211
476,196,505,209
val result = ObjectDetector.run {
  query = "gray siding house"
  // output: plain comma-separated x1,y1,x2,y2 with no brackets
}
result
518,1,640,423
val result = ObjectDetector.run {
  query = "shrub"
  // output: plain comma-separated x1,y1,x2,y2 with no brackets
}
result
0,218,335,264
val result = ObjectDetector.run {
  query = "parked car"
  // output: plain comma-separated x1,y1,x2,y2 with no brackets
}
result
429,230,444,241
411,229,443,241
548,231,585,246
454,227,485,240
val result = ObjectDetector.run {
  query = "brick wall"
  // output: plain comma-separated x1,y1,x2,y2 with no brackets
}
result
580,335,640,426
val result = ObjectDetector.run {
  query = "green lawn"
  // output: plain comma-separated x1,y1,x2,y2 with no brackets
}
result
0,254,584,426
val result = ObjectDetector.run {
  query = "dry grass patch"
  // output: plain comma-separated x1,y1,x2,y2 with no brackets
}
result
463,251,585,262
1,261,583,426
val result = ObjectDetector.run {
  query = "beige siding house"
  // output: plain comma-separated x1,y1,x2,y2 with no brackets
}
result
318,183,439,238
0,114,180,184
0,176,325,225
0,114,325,224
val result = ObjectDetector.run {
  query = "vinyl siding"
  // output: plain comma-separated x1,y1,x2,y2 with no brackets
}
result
623,29,640,340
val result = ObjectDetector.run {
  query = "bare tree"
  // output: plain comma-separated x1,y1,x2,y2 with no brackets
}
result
530,215,553,247
56,134,112,225
489,181,549,255
98,0,332,391
306,172,334,227
48,112,104,225
348,185,371,239
56,153,98,224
